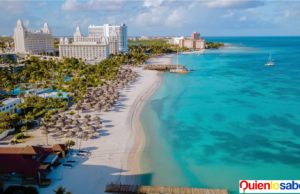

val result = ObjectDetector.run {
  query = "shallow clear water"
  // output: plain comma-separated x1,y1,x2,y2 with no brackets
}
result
140,37,300,194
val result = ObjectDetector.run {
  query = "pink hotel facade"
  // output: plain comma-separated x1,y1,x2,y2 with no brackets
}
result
179,32,205,50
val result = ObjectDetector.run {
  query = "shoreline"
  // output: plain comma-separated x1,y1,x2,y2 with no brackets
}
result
35,68,160,194
126,54,174,182
124,70,162,183
34,55,174,194
0,55,174,193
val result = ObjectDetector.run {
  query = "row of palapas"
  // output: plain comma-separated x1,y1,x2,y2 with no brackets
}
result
39,67,138,140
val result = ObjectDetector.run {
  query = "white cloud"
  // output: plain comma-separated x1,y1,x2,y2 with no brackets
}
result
282,9,299,19
221,10,235,18
135,7,166,26
239,16,247,21
206,0,264,9
143,0,176,8
61,0,78,11
0,0,28,14
135,4,187,28
143,0,164,7
61,0,124,11
165,8,185,27
284,10,291,18
23,19,30,28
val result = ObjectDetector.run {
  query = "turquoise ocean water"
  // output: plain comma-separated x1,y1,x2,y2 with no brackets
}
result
140,37,300,194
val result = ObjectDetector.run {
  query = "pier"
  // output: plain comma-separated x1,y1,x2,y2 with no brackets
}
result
144,64,188,71
105,183,228,194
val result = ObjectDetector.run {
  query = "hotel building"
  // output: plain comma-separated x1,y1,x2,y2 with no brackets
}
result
0,144,67,184
0,98,21,113
13,20,54,54
59,24,127,63
177,32,205,50
88,24,128,52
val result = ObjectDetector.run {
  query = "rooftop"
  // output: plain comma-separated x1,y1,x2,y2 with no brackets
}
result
0,146,37,155
0,144,67,179
0,97,21,105
88,23,126,28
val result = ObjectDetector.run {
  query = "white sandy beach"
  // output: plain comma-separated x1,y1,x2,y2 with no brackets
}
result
0,56,173,193
37,56,171,194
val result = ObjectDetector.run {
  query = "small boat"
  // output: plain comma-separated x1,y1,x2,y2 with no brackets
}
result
265,53,274,66
170,66,189,74
170,48,189,74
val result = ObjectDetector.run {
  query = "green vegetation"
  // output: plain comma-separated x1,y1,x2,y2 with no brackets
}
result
0,36,13,52
0,112,19,134
0,67,18,94
54,186,71,194
54,37,60,49
0,54,17,64
206,42,225,49
0,50,150,137
129,39,188,55
12,132,30,144
14,132,26,140
1,38,221,139
0,41,5,52
18,96,67,118
0,36,13,43
40,178,52,187
65,139,75,149
4,186,38,194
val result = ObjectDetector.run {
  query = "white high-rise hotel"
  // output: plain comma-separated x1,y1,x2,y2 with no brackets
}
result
59,24,128,62
13,20,54,54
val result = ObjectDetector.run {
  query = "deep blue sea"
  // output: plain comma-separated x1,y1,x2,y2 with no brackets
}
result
140,37,300,194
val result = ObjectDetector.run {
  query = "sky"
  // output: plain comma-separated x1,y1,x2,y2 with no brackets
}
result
0,0,300,37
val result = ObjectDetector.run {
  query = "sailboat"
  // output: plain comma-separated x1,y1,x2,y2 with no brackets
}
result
265,53,274,66
170,48,189,74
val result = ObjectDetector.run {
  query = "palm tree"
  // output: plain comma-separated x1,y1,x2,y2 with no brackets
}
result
0,41,6,52
40,125,49,145
22,113,34,128
54,186,71,194
65,140,75,150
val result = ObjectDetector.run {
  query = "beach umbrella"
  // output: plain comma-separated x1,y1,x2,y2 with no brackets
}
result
75,104,81,111
83,130,89,136
62,128,69,132
40,126,48,134
55,126,63,131
84,114,91,119
47,128,55,133
65,125,73,129
65,118,73,124
87,126,95,132
77,131,84,138
82,123,89,129
40,126,46,131
92,116,100,121
84,117,91,122
71,127,79,133
71,120,78,126
74,114,81,119
65,131,74,138
94,121,102,127
55,122,64,128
